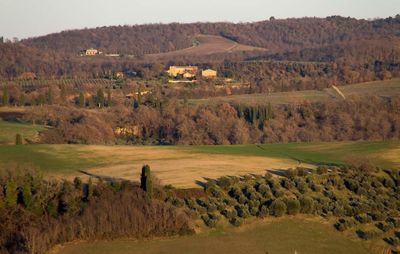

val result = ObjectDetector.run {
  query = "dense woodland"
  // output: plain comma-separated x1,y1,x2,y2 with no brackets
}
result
0,168,195,254
21,16,400,55
10,95,399,145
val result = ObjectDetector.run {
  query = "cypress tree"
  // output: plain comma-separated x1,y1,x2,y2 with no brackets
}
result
5,179,17,208
140,165,153,199
96,89,105,107
19,93,25,106
2,86,9,106
237,104,243,118
251,106,257,124
22,181,33,209
107,87,112,107
79,91,85,107
267,102,273,120
45,87,53,105
15,133,22,145
59,84,66,102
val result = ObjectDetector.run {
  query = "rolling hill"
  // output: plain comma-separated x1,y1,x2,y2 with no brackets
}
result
145,35,267,61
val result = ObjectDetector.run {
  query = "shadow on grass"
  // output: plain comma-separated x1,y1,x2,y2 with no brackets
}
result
78,170,138,185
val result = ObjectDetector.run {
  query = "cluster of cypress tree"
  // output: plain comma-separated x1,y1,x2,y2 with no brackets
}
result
236,102,273,126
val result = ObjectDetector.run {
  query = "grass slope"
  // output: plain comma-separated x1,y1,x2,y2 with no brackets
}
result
190,79,400,106
57,218,371,254
0,120,46,144
146,34,267,60
0,141,398,187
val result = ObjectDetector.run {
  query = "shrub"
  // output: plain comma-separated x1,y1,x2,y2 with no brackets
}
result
356,229,382,240
376,222,394,232
257,183,270,196
285,169,297,178
270,199,287,217
15,133,23,145
317,166,328,175
300,196,314,214
334,218,357,232
259,205,269,218
236,205,250,218
371,212,387,222
230,217,243,227
286,199,301,215
221,209,237,220
355,214,373,224
217,176,233,190
202,214,219,228
384,236,400,246
248,205,258,216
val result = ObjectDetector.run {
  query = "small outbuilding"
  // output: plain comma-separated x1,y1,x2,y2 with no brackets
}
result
201,69,217,78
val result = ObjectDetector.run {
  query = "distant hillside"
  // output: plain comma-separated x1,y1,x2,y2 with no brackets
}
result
145,34,267,61
0,15,399,79
255,37,400,64
21,16,400,56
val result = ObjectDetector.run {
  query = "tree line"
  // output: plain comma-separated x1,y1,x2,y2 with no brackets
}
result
18,95,400,145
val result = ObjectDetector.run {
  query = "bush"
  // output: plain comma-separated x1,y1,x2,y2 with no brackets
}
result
202,214,219,228
236,205,250,218
230,217,243,227
355,214,373,224
217,176,233,190
300,196,314,214
376,222,394,232
317,166,328,175
257,183,270,196
286,199,301,215
221,209,237,220
270,199,287,217
356,229,382,240
334,218,357,232
15,133,23,145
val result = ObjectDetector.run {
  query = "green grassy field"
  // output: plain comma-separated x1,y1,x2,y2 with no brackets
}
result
0,120,46,144
0,140,398,187
57,218,372,254
185,141,400,168
0,120,399,187
190,79,400,105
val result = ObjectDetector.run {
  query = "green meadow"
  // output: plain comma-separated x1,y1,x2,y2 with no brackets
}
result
58,218,372,254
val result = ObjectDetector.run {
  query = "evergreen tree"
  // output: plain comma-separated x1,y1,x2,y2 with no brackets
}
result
85,178,93,201
19,93,25,106
237,104,243,118
251,106,257,124
79,91,85,107
59,84,66,103
137,86,142,106
140,165,153,199
15,133,22,145
107,87,112,107
2,86,9,106
96,89,105,107
22,181,33,209
267,102,273,120
45,87,53,104
5,179,17,208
